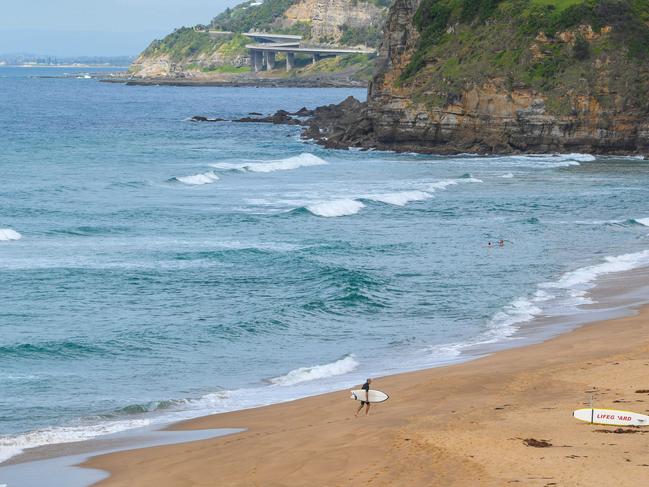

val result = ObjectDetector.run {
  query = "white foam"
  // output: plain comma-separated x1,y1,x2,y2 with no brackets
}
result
428,180,458,191
424,249,649,362
561,153,596,162
542,249,649,293
269,355,359,386
306,199,364,217
211,153,327,173
635,218,649,227
487,297,543,338
0,418,151,464
468,153,593,167
0,229,22,241
175,171,219,185
501,173,514,179
365,190,432,206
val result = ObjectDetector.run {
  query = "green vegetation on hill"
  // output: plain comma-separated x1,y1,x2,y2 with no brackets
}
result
339,25,383,46
400,0,649,114
211,0,298,33
143,28,218,61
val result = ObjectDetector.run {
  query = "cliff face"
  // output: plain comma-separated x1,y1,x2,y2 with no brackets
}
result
130,50,249,79
283,0,386,43
315,0,649,154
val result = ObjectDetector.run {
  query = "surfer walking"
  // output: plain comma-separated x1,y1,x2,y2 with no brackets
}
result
355,378,372,417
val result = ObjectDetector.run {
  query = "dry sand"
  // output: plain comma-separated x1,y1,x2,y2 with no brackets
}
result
86,306,649,486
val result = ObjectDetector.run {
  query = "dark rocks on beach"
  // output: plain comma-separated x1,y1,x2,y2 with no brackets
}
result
523,438,552,448
594,428,645,434
190,116,225,122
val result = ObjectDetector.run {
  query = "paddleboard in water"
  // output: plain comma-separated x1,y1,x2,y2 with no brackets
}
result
573,408,649,426
350,389,389,403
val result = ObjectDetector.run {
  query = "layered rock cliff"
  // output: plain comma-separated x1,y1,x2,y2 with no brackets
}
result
311,0,649,154
283,0,386,44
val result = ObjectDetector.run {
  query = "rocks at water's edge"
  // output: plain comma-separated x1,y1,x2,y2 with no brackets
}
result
190,116,225,122
190,107,316,126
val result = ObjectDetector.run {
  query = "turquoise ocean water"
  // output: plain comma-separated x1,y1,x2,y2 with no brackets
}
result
2,67,649,462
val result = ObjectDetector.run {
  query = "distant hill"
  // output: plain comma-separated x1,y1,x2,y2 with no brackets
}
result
130,0,389,80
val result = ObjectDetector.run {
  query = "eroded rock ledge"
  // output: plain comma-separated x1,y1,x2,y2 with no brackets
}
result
303,91,649,156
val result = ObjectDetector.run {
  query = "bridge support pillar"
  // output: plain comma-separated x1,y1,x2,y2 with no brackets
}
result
286,52,295,71
266,52,276,70
312,53,320,65
252,50,263,72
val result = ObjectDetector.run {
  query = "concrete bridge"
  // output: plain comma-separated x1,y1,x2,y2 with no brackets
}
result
242,32,301,45
245,39,375,72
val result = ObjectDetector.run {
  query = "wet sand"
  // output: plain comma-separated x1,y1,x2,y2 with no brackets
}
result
84,304,649,486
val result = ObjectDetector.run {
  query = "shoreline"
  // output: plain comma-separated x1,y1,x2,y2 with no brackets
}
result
79,276,649,485
3,263,649,485
99,77,368,88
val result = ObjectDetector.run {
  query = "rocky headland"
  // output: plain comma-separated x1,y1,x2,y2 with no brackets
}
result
305,0,649,155
126,0,388,85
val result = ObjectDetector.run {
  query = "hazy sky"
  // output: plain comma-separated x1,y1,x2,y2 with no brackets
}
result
0,0,241,56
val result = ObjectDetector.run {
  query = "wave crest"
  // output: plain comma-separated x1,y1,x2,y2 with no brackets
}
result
0,229,22,241
211,153,327,173
306,199,364,217
269,355,359,386
635,217,649,227
173,171,220,185
365,190,432,206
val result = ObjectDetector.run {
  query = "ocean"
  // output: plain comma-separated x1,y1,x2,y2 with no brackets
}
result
2,66,649,463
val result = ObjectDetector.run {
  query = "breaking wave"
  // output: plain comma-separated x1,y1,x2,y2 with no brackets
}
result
467,153,595,167
301,177,482,217
211,153,327,173
173,171,220,185
268,355,359,386
635,218,649,227
365,190,432,206
0,229,22,241
306,199,365,217
425,249,649,361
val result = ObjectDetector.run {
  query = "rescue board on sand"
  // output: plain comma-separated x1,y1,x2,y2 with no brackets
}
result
573,408,649,426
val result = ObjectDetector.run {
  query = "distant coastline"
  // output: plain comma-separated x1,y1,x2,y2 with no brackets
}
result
100,73,368,88
4,64,131,69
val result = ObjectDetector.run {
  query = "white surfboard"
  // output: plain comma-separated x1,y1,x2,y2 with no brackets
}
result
350,389,389,403
573,408,649,426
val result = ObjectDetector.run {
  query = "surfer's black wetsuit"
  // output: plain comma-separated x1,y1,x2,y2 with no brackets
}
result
360,381,370,406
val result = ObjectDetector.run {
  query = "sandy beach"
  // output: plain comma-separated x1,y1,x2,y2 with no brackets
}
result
82,304,649,486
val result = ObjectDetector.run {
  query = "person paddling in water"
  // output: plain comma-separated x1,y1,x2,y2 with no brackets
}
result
355,378,372,417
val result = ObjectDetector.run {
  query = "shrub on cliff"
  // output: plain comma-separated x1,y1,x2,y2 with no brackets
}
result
399,0,649,115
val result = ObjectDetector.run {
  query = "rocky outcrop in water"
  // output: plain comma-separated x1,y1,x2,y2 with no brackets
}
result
309,0,649,155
